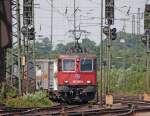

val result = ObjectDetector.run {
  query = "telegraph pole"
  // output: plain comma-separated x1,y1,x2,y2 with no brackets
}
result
73,0,77,47
51,0,53,49
136,8,141,63
74,0,76,34
137,8,141,35
135,8,141,75
100,0,104,106
132,15,135,35
48,0,54,90
33,0,36,66
146,31,150,92
16,0,22,95
122,19,127,91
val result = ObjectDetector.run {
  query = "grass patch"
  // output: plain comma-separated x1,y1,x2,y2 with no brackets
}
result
5,91,53,108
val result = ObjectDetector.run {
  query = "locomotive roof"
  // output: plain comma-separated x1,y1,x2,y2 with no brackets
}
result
58,54,96,58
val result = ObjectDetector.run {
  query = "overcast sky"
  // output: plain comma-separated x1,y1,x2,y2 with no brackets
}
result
34,0,148,46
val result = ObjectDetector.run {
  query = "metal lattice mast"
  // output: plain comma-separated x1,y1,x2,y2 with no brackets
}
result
22,0,35,93
144,5,150,92
105,0,115,95
6,0,23,95
142,4,150,92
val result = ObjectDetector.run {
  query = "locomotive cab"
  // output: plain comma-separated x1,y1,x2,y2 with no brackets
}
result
55,54,97,103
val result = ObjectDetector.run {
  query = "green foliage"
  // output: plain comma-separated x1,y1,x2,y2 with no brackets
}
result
81,38,97,53
5,87,17,98
0,83,17,101
97,65,147,95
5,91,53,108
55,43,66,54
110,67,145,93
35,37,52,59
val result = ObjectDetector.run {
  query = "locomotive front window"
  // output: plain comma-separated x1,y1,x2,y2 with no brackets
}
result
63,59,75,71
80,59,92,71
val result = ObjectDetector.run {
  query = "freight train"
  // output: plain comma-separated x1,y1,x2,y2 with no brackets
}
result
47,54,97,103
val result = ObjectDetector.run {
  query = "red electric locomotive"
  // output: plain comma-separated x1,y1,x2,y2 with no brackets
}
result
48,54,97,103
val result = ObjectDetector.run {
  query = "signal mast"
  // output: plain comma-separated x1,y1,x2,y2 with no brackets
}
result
142,4,150,94
103,0,117,106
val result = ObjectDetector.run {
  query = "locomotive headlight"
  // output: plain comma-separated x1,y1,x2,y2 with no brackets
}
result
64,80,69,84
87,80,92,84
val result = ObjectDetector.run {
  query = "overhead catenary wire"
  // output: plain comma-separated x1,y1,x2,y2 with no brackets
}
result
38,0,144,35
35,0,144,48
46,0,74,27
86,0,144,19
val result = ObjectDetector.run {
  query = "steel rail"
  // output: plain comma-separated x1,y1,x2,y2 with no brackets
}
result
3,100,150,116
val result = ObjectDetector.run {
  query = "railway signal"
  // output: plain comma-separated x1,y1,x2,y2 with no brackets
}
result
22,0,36,93
144,4,150,31
144,4,150,43
28,26,35,40
142,4,150,98
103,26,109,35
111,28,117,40
105,0,114,25
104,0,115,106
141,34,150,47
103,27,117,40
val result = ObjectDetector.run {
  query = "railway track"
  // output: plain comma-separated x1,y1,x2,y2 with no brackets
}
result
1,96,150,116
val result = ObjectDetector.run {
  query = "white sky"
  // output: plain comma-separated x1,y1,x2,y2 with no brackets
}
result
34,0,148,46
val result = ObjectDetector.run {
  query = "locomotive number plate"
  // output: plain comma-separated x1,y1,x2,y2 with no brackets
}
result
75,74,80,80
73,80,84,84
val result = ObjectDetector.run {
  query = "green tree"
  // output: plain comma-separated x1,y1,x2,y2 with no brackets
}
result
35,37,52,58
55,43,66,53
81,38,97,53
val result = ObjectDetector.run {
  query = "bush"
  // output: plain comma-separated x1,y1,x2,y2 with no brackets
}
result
5,91,53,108
97,65,147,95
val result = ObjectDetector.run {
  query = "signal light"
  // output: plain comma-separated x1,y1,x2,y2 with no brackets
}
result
103,27,117,40
111,28,117,40
103,26,109,35
28,26,35,40
141,34,150,47
144,4,150,30
21,25,35,40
